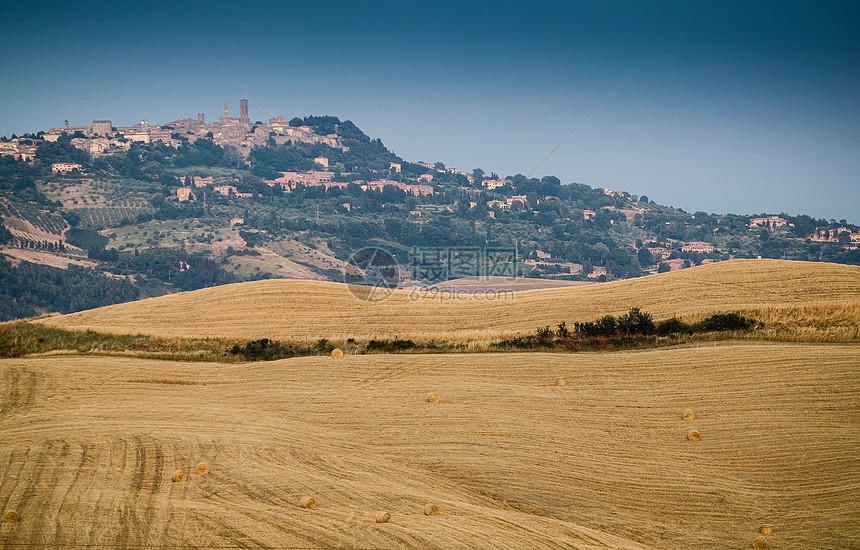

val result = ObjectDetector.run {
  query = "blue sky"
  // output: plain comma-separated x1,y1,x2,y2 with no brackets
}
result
2,1,858,221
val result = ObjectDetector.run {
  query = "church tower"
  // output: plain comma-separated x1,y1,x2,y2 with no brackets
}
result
239,99,249,124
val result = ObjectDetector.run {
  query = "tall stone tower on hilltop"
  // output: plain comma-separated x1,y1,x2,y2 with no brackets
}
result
239,99,249,124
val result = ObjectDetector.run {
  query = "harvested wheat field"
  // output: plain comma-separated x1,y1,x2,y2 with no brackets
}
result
1,342,858,548
37,260,860,343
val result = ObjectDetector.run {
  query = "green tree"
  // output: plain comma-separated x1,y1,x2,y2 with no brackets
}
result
637,246,654,266
471,168,485,187
591,242,610,263
0,222,12,245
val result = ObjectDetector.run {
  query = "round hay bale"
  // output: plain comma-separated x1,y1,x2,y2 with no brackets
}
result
196,462,210,475
760,525,773,536
171,470,187,483
4,510,18,523
375,511,391,523
423,503,439,516
687,429,701,441
557,377,568,386
752,535,767,549
426,392,440,403
331,348,344,359
300,497,316,509
682,409,695,421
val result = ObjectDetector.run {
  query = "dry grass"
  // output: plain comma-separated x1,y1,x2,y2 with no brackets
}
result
36,260,860,344
1,343,857,548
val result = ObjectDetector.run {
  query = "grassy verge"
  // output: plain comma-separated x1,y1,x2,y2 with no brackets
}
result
4,309,847,363
493,309,763,352
0,323,470,362
0,323,243,362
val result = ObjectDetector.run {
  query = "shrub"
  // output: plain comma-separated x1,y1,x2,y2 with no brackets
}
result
365,338,417,352
697,312,756,332
656,317,694,335
574,314,617,337
617,307,655,335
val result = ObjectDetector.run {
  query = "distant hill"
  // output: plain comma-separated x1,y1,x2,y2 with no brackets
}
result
2,115,860,321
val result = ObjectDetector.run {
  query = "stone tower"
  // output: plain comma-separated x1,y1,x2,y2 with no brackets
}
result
239,99,249,124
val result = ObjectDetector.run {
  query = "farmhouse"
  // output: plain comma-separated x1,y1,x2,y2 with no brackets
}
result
661,258,686,271
213,185,237,196
482,179,511,190
681,241,715,253
600,187,627,198
647,247,672,260
749,215,789,229
587,266,607,278
51,162,83,174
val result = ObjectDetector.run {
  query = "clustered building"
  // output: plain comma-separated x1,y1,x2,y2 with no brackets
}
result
362,179,434,196
261,173,434,196
0,137,38,161
33,99,347,160
811,227,860,243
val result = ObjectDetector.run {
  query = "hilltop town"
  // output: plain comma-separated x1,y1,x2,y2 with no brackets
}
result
1,101,858,320
3,99,343,159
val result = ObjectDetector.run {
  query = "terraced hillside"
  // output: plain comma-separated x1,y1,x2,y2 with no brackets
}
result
1,343,857,548
39,259,860,343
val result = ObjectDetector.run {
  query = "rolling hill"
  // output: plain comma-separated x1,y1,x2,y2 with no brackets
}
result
1,343,857,548
38,259,860,343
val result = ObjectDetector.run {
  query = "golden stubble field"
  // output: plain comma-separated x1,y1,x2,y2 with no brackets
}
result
37,259,860,344
1,343,858,549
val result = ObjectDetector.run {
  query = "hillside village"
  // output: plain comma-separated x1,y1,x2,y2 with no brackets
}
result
1,101,859,320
